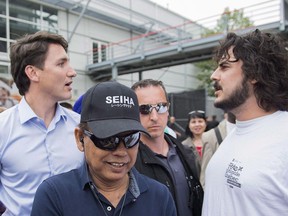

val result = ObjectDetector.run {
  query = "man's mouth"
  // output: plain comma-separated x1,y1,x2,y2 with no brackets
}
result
65,81,72,86
213,82,222,91
108,162,126,167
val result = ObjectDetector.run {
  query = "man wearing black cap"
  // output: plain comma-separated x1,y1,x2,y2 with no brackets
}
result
31,81,176,216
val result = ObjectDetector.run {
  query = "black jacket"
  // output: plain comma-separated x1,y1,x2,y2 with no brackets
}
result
134,134,204,216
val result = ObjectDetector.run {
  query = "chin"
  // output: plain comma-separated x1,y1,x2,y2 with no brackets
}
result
62,94,72,100
149,132,161,139
214,97,222,104
214,99,225,109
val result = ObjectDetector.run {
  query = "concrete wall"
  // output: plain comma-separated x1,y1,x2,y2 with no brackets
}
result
54,2,201,102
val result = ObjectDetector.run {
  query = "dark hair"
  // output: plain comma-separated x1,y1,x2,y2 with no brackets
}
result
78,122,88,132
131,79,169,102
10,31,68,95
214,29,288,111
185,111,207,138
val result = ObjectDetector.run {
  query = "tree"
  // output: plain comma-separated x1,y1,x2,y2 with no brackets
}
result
196,8,253,96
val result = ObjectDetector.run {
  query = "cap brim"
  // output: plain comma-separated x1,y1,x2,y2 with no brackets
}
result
87,119,150,139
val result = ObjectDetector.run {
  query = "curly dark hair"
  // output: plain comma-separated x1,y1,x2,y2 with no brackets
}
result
10,31,68,96
213,29,288,111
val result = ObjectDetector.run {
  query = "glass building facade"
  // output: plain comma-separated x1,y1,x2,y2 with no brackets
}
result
0,0,58,75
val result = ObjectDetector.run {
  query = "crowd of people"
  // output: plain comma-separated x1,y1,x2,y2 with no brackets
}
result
1,28,287,216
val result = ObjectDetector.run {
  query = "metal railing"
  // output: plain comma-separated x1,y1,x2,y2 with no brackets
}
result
87,0,281,65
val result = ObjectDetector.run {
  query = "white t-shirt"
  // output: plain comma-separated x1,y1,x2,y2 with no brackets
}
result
202,111,288,216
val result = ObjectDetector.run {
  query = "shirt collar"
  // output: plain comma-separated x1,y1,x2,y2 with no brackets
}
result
80,164,143,199
18,98,67,124
128,168,141,198
54,103,68,122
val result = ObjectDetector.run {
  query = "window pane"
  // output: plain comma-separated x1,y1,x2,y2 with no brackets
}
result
93,42,107,63
0,0,6,15
93,42,99,63
9,0,40,23
0,40,6,52
0,65,8,74
101,44,107,61
10,20,40,40
43,6,58,32
0,17,6,38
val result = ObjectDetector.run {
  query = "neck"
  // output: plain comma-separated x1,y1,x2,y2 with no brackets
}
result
141,134,169,156
24,92,57,128
192,135,203,147
230,97,276,121
91,173,129,207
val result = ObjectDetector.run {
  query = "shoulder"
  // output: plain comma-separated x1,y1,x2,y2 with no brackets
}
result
258,111,288,130
181,137,192,146
137,142,153,156
32,169,81,215
202,121,227,143
133,168,171,194
202,127,216,139
266,111,288,134
131,169,176,214
0,106,20,151
167,135,199,163
277,111,288,121
217,120,227,135
167,134,193,153
37,168,80,194
0,104,17,118
0,105,18,129
45,168,78,184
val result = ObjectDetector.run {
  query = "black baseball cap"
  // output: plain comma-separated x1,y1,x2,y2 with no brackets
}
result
80,81,149,139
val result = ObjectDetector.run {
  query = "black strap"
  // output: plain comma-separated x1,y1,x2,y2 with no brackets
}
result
214,127,223,145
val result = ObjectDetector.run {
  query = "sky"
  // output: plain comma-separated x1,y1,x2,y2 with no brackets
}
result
150,0,268,21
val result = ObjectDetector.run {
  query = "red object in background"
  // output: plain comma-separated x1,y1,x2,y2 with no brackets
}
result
196,146,202,157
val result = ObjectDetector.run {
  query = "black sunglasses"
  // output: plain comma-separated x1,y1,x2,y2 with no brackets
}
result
139,102,169,115
83,130,140,151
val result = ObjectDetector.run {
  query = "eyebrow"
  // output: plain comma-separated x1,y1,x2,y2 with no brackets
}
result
219,60,227,66
219,58,238,65
60,56,69,61
56,57,69,63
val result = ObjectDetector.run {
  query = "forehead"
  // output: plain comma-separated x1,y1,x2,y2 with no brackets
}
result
190,117,206,121
134,85,167,104
45,43,68,61
220,47,236,63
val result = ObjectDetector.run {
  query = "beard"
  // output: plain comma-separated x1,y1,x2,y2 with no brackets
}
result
214,77,249,111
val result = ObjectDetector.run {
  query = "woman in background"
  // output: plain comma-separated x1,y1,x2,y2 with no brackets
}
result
182,110,207,164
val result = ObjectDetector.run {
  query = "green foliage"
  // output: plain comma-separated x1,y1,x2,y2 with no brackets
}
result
202,8,253,37
196,8,253,96
195,60,216,96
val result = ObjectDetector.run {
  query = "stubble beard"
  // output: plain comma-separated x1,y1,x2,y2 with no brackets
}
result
214,77,249,112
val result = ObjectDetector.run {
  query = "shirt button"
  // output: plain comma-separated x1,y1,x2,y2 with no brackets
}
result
107,206,112,211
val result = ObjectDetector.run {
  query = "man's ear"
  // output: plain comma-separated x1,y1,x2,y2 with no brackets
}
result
75,127,84,152
24,65,40,82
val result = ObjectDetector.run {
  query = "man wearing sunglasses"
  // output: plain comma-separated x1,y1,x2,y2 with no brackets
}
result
31,81,176,216
131,79,204,216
